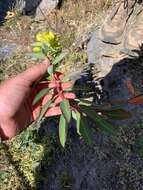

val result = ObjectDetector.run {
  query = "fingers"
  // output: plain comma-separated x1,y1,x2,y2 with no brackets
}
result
18,59,50,85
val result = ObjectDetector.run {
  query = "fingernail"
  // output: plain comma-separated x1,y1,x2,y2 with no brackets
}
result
43,59,50,66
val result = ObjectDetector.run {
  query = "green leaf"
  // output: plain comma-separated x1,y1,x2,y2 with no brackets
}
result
72,86,92,92
72,110,81,136
53,52,68,65
37,99,52,122
59,114,68,148
102,109,132,120
31,52,45,60
60,99,71,123
72,110,77,120
47,65,54,75
42,44,51,55
80,105,115,135
76,111,81,136
78,99,92,106
33,88,50,105
80,115,92,146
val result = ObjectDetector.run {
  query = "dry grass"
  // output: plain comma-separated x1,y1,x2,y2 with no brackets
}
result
30,0,111,76
32,0,111,48
0,16,32,45
0,0,111,47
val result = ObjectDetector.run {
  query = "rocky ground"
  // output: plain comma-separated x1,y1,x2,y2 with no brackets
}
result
1,1,143,190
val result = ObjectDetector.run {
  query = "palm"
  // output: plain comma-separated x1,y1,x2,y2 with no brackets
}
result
0,78,34,139
0,61,49,140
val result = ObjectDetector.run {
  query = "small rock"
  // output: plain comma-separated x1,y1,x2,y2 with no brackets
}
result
0,44,17,61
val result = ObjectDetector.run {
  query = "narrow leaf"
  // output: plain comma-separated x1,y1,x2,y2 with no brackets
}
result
76,111,81,136
31,52,45,60
47,65,54,75
72,86,92,92
80,115,92,146
53,52,68,65
60,99,71,123
80,105,115,135
102,109,132,120
72,110,77,120
72,110,81,136
59,114,68,148
33,88,50,105
128,94,143,105
78,99,92,106
37,99,52,122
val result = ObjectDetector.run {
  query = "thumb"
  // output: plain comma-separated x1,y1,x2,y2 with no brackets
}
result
18,59,50,85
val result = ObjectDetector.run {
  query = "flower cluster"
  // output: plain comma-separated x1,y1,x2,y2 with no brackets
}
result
32,31,61,58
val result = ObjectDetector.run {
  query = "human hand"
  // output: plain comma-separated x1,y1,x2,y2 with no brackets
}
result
0,60,51,140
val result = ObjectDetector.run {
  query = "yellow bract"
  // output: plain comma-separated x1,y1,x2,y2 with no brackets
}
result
36,31,54,42
36,31,61,49
33,46,41,53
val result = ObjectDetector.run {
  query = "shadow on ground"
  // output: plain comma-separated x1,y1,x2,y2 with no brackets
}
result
33,45,143,190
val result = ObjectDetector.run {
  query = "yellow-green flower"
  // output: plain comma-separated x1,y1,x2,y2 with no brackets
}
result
33,46,41,53
36,31,54,42
36,31,61,50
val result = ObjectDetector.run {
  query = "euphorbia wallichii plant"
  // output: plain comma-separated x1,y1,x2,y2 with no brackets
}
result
31,31,133,147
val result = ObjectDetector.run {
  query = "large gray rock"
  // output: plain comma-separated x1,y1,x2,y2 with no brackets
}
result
23,0,59,20
35,0,59,21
